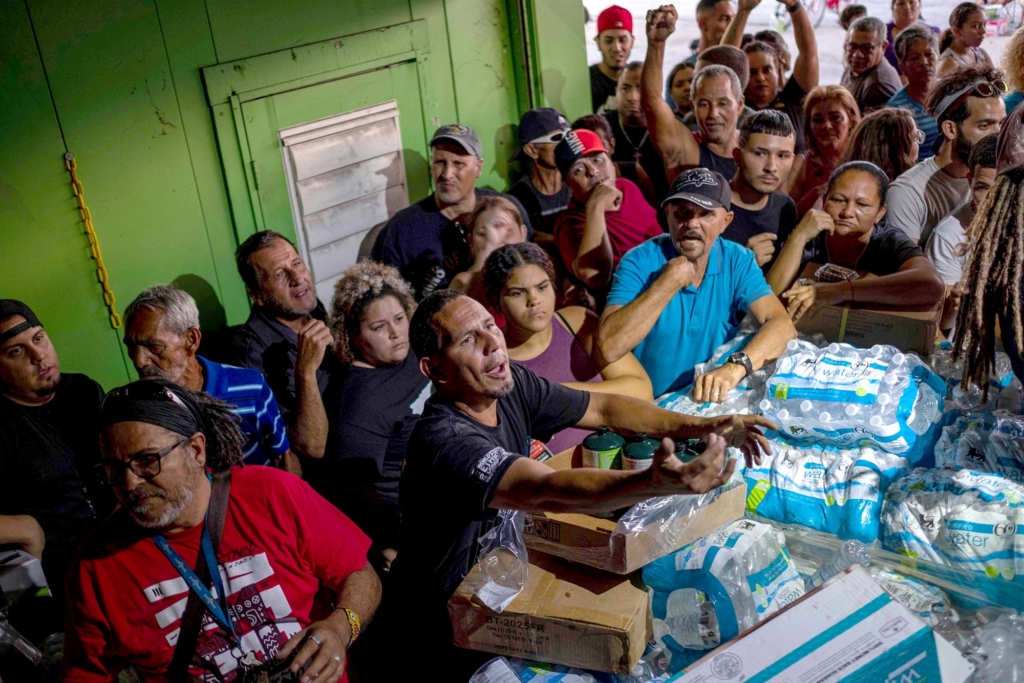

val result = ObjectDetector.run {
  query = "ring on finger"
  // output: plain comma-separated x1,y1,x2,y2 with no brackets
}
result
331,654,343,663
310,634,324,647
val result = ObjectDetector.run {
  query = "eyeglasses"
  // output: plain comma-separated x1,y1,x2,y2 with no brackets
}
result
845,42,881,55
914,128,927,145
933,79,1009,120
528,130,567,145
95,436,191,485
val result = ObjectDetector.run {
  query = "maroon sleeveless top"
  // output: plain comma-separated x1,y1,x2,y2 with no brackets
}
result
515,313,601,454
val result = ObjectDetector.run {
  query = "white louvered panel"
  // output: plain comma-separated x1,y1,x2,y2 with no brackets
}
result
309,231,369,293
293,152,404,217
288,118,401,181
303,186,408,251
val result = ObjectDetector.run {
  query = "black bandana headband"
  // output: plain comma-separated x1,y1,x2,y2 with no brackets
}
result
99,379,205,438
0,300,43,347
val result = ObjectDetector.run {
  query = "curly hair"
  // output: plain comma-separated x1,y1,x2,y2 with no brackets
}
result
483,243,558,308
925,66,1005,123
802,85,862,156
329,261,416,364
194,391,247,473
840,108,918,181
1005,28,1024,93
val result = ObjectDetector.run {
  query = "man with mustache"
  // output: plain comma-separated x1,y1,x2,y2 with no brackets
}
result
591,5,635,113
232,230,337,465
372,124,532,300
394,288,774,679
886,66,1007,244
840,16,903,114
721,111,800,270
123,285,294,470
63,380,380,682
0,300,113,630
641,6,746,183
598,168,796,401
552,129,662,297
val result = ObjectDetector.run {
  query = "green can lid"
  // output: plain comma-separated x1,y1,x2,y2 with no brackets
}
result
583,425,625,450
623,432,659,459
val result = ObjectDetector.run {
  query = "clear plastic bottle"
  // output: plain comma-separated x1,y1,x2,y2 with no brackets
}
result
807,540,872,588
664,588,719,649
0,616,45,669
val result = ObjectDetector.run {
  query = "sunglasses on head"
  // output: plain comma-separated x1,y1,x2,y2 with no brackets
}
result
100,381,189,413
934,79,1009,120
528,130,567,145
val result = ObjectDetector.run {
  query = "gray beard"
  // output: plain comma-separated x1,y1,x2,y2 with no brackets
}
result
126,463,200,530
138,359,187,383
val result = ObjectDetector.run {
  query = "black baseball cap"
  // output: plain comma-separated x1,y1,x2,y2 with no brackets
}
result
518,108,570,146
0,300,43,347
663,168,732,211
430,123,483,158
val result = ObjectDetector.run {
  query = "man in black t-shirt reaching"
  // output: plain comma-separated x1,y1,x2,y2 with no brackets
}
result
393,290,773,679
0,300,111,632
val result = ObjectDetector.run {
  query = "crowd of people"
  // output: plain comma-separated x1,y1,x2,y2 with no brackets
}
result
1,2,1023,682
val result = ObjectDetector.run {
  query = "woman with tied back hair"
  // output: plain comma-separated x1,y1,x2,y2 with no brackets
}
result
484,243,652,453
449,196,528,306
316,261,430,570
666,61,695,120
952,105,1024,389
767,161,944,319
842,108,921,182
784,85,861,216
937,2,994,77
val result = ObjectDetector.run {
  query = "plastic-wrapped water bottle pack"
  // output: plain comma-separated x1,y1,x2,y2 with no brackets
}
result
642,519,805,672
972,611,1024,682
743,440,911,543
759,341,946,464
881,468,1024,584
933,411,1024,483
927,343,1021,413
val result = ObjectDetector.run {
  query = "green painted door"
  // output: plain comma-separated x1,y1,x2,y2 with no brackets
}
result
239,62,431,243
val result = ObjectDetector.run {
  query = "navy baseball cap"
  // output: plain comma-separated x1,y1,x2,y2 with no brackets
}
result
663,168,732,211
518,108,570,146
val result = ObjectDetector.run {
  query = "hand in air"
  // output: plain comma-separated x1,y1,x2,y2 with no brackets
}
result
646,5,678,43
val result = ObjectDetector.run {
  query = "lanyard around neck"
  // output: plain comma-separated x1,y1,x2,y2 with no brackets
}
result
153,522,236,640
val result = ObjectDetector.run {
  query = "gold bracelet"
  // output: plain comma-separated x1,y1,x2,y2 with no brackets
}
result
340,607,361,647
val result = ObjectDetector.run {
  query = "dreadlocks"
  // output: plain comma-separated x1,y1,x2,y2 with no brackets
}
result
951,169,1024,397
193,390,247,472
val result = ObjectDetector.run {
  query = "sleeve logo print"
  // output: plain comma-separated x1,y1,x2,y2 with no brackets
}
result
474,447,511,482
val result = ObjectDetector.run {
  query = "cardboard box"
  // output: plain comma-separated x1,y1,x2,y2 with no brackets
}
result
448,553,650,674
794,263,941,355
523,448,747,574
677,565,974,682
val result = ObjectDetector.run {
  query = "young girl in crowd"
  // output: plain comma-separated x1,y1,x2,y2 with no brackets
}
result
937,2,994,76
667,61,694,120
449,196,528,306
484,242,652,453
785,85,861,216
768,161,944,319
841,107,921,182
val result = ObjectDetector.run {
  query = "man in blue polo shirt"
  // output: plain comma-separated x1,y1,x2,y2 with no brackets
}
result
598,168,795,401
122,286,293,469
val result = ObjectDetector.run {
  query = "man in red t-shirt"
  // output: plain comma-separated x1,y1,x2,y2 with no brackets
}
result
552,129,662,297
62,380,379,683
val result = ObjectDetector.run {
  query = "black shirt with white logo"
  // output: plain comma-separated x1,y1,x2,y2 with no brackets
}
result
590,63,618,113
396,363,588,611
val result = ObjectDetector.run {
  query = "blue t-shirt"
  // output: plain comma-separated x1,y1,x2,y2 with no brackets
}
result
607,235,774,397
1005,91,1024,115
198,356,290,466
887,88,939,161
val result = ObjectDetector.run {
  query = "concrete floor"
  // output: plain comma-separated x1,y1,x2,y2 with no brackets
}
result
584,0,1018,90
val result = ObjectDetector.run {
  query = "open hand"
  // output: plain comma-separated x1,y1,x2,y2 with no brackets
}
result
704,414,775,467
647,434,736,494
646,5,678,43
276,616,350,683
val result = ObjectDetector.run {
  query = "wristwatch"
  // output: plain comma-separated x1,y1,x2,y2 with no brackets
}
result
727,352,754,376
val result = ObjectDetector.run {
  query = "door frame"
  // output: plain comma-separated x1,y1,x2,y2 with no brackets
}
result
201,20,433,247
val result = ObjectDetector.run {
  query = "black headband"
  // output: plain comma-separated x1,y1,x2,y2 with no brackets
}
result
99,379,205,438
0,300,43,346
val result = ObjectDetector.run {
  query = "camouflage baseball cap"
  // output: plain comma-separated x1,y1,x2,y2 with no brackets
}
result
430,123,483,158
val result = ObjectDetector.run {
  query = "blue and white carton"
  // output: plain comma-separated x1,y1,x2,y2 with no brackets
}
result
673,565,973,682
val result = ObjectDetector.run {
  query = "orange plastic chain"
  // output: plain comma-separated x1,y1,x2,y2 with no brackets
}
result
64,153,122,329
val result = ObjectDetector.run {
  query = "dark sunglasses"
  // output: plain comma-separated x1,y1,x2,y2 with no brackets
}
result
95,435,192,485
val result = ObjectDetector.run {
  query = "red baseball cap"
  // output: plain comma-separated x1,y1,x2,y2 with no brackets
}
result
597,5,633,34
554,129,610,176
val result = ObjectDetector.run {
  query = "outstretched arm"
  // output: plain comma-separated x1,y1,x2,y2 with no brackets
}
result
785,0,819,92
722,0,760,47
642,6,700,171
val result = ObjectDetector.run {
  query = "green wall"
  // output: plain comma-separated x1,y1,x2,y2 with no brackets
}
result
0,0,589,390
